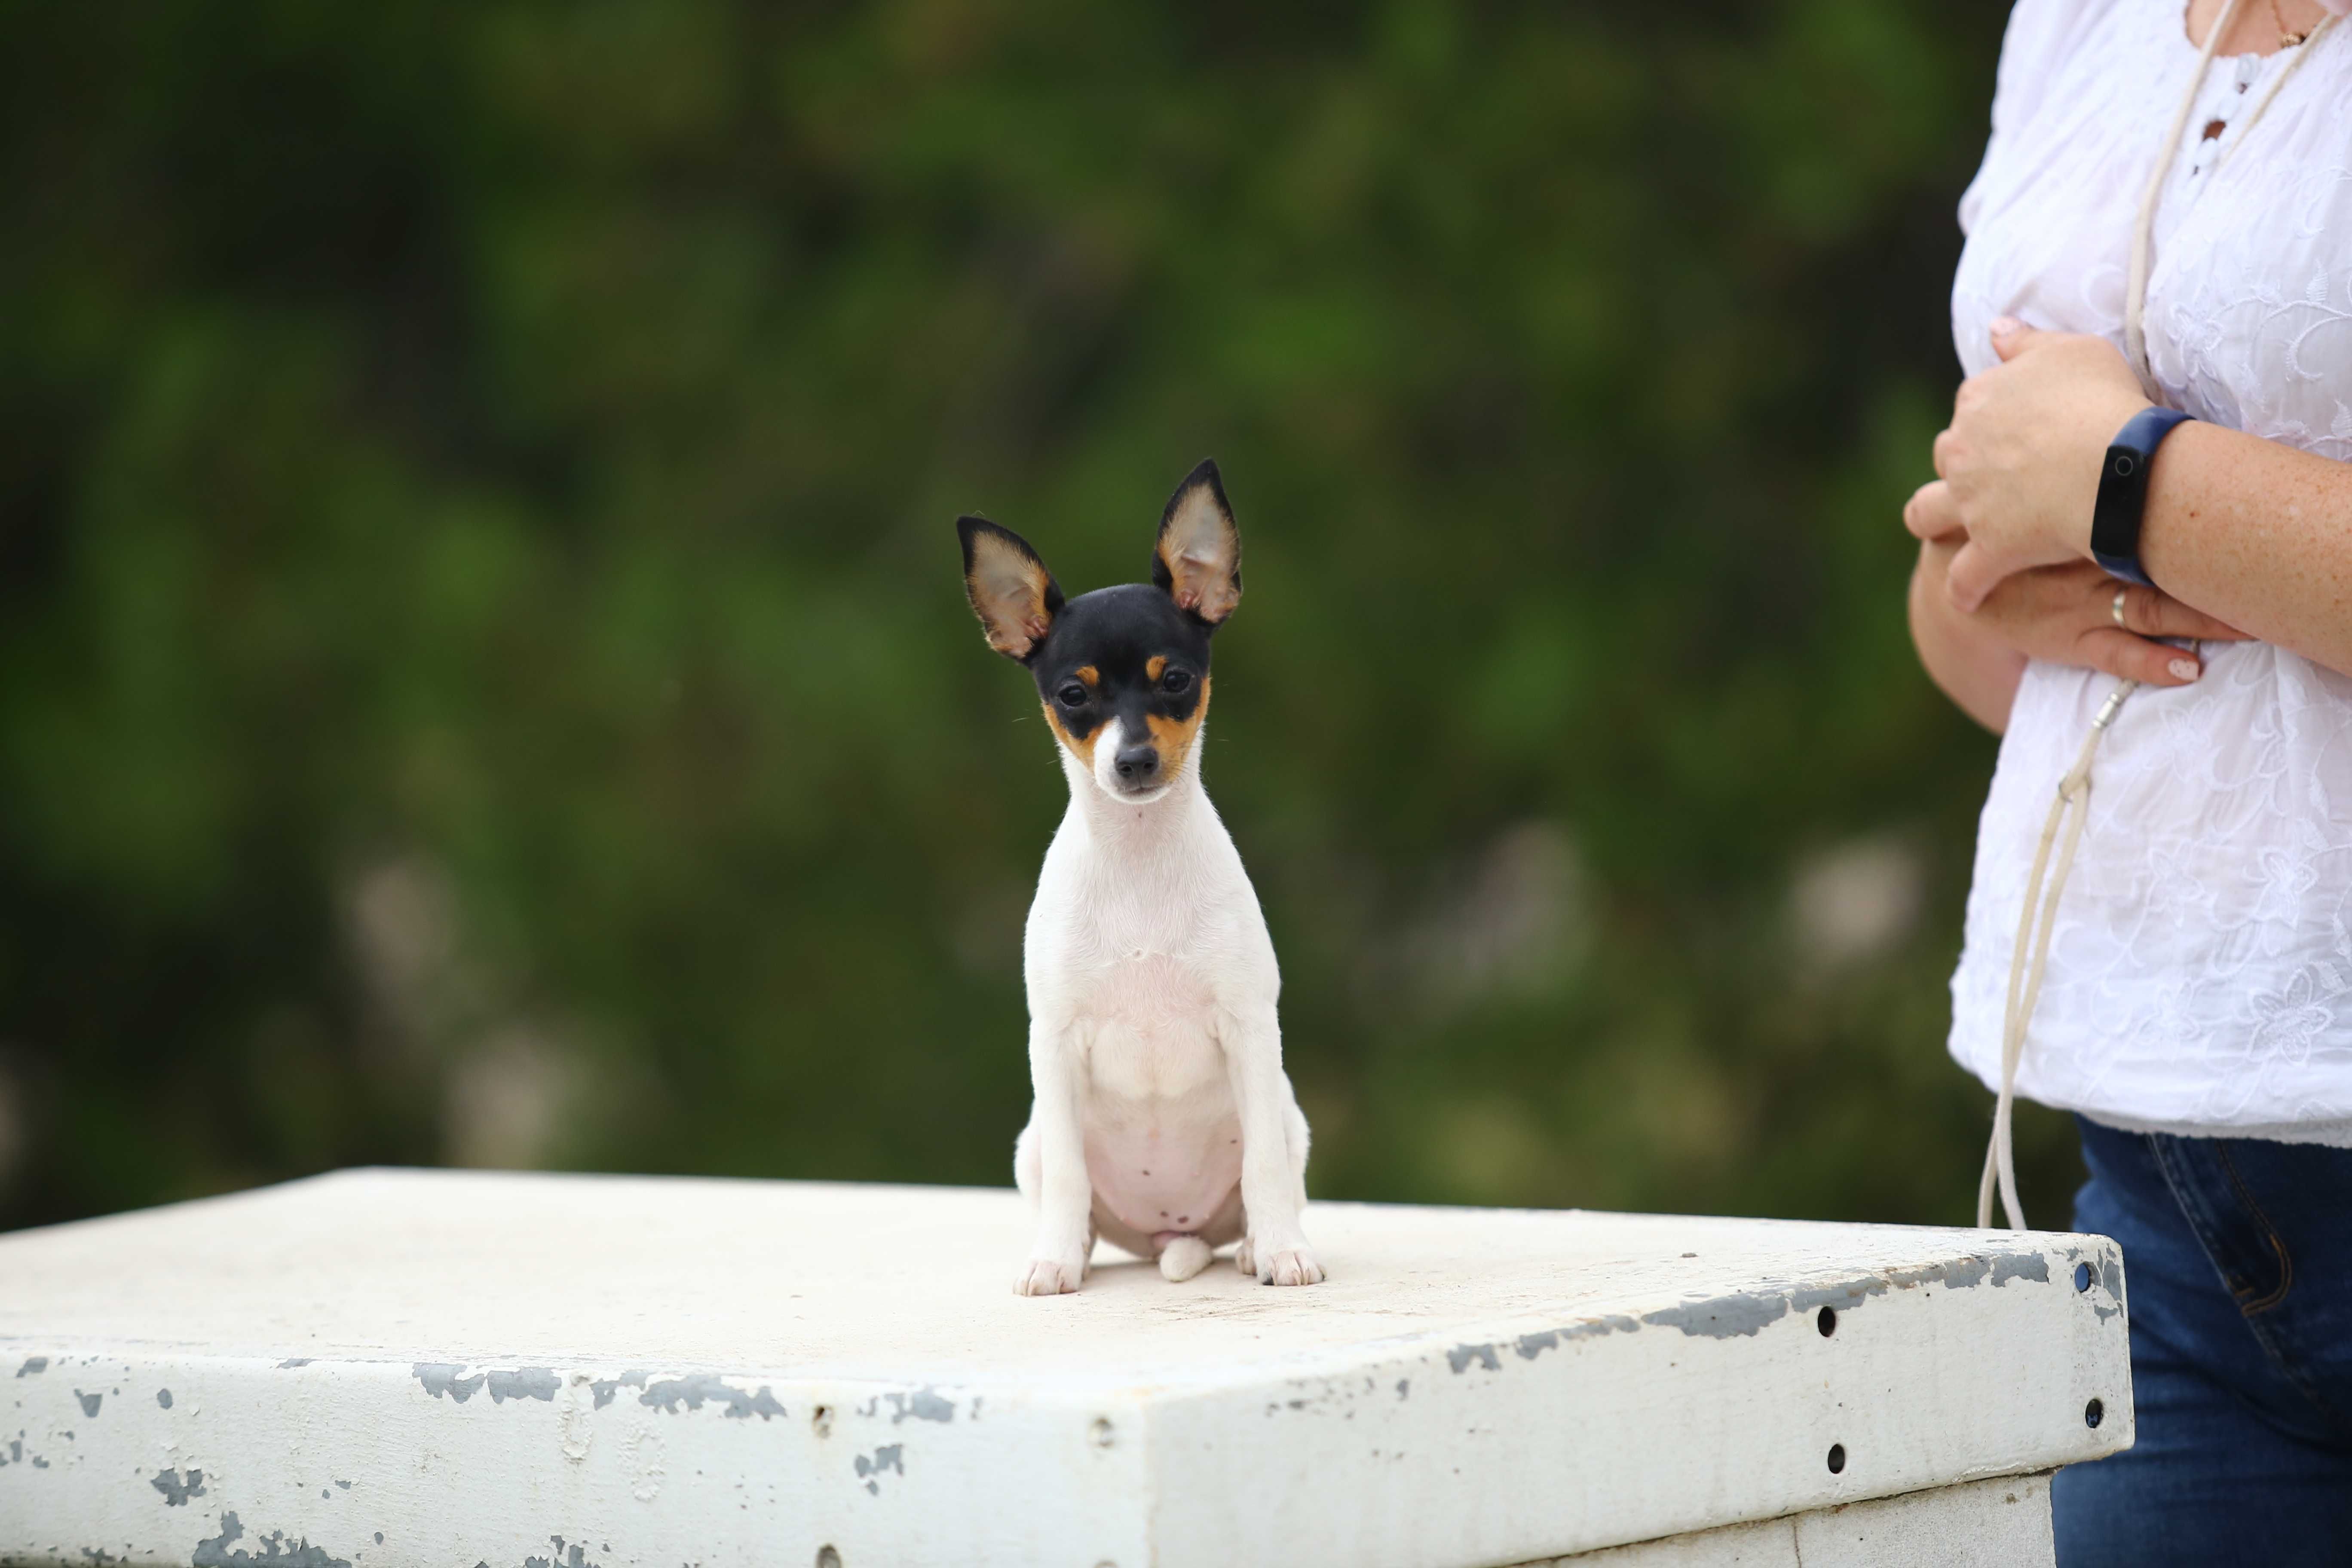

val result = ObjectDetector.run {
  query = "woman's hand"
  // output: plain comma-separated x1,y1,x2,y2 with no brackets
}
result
1905,320,2151,610
1915,535,2247,691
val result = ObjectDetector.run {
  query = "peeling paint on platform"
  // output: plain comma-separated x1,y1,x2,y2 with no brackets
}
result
637,1375,785,1421
1446,1342,1500,1374
413,1364,488,1403
587,1371,646,1410
486,1368,559,1404
1643,1292,1789,1339
192,1512,350,1568
854,1443,905,1495
885,1387,954,1424
150,1467,205,1506
523,1534,598,1568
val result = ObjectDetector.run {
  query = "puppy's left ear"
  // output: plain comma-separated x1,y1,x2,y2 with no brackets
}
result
1151,458,1242,627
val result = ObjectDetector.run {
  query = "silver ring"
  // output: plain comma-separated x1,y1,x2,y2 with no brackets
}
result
2112,587,2129,628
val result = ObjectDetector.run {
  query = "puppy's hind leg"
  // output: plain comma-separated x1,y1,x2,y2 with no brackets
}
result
1158,1234,1213,1283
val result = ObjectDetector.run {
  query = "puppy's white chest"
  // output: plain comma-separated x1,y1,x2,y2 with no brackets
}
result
1075,952,1225,1100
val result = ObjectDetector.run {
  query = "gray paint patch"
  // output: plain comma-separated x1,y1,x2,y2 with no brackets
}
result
1788,1277,1891,1314
854,1444,905,1495
412,1363,487,1403
1778,1250,2053,1325
277,1359,312,1369
1643,1292,1789,1339
2092,1254,2126,1321
74,1389,102,1418
15,1357,46,1377
885,1388,953,1424
485,1368,560,1404
157,1389,173,1409
523,1534,597,1568
637,1375,785,1421
1446,1343,1500,1374
1990,1253,2051,1286
588,1371,647,1410
1514,1331,1558,1361
150,1467,205,1506
192,1511,351,1568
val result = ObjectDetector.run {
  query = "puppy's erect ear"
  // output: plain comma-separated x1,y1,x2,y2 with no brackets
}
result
1151,459,1242,626
959,515,1064,661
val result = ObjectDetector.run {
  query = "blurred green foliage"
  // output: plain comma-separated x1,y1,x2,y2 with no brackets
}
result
0,0,2087,1234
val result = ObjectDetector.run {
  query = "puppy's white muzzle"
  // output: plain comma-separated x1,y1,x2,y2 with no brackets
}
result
1088,717,1173,805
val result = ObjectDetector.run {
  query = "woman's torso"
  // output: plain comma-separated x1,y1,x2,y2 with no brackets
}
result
1948,0,2352,1141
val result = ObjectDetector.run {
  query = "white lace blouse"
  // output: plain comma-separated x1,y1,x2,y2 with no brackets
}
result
1946,0,2352,1144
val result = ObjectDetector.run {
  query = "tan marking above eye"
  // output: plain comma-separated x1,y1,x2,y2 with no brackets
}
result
1075,665,1099,689
1145,655,1167,683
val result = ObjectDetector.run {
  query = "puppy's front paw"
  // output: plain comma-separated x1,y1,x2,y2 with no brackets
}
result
1014,1256,1085,1296
1249,1239,1323,1286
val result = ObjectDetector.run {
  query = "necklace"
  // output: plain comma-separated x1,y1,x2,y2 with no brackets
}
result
2272,0,2309,47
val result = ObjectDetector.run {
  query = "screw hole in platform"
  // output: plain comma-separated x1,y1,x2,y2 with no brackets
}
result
816,1548,842,1568
2074,1263,2093,1292
1816,1306,1837,1337
2086,1398,2104,1429
1827,1443,1846,1474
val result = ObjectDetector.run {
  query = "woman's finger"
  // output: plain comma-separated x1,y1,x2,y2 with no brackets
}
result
2110,582,2252,642
1904,480,1964,541
1944,539,2020,613
2075,627,2203,688
1988,315,2049,362
1930,427,1956,480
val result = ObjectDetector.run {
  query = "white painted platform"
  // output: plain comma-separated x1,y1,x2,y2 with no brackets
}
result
0,1170,2130,1568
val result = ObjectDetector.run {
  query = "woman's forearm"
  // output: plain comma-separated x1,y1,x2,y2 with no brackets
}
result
1909,542,2024,734
2138,423,2352,675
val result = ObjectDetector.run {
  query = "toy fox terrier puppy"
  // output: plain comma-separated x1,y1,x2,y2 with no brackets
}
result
959,459,1323,1295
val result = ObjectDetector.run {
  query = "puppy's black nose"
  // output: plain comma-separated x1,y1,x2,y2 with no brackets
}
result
1114,743,1161,784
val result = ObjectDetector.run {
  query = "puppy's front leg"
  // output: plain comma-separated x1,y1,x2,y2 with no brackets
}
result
1017,1020,1094,1296
1223,1001,1323,1286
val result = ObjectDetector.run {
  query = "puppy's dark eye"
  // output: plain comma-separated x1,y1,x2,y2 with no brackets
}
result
1057,683,1089,707
1160,668,1193,695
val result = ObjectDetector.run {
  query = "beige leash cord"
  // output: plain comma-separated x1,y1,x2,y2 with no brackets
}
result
1975,0,2337,1231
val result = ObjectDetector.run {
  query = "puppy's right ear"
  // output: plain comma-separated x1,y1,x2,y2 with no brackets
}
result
958,516,1064,662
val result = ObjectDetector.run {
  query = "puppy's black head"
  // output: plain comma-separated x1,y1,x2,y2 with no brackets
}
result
959,459,1242,803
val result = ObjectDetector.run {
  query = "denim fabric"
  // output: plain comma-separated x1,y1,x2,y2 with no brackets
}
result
2052,1115,2352,1567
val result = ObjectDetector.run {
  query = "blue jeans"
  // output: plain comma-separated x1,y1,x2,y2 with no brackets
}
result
2052,1116,2352,1566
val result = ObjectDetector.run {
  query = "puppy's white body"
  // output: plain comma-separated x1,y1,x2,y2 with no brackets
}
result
1011,718,1319,1292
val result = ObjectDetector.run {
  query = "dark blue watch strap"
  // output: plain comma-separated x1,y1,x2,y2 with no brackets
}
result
2090,405,2194,588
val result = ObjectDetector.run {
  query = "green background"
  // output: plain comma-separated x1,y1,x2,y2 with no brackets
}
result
0,0,2088,1235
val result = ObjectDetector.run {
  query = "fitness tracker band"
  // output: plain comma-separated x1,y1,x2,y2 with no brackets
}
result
2090,405,2195,588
